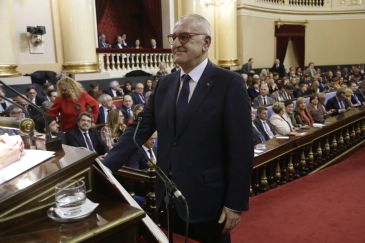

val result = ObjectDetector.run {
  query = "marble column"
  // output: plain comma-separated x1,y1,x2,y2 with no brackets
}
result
58,0,99,73
216,1,239,68
0,0,20,77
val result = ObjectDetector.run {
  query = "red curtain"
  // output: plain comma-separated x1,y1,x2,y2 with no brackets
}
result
96,0,162,48
275,25,305,68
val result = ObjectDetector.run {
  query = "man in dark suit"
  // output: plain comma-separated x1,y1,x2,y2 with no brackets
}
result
96,94,114,124
106,80,124,98
251,109,265,145
65,112,108,155
120,94,134,121
354,82,365,105
253,84,273,108
126,132,157,170
130,83,146,105
103,14,253,243
241,58,254,74
26,86,45,107
270,58,286,78
254,106,276,141
325,88,350,115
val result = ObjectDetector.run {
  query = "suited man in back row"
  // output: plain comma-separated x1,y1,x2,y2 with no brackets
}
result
103,14,253,243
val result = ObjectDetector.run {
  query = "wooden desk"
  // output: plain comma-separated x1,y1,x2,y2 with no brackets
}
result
0,145,145,242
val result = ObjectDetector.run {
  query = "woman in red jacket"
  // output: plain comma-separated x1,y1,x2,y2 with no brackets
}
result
48,77,99,131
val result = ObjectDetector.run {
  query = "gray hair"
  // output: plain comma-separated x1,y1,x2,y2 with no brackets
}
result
178,14,211,36
109,80,119,88
98,94,112,104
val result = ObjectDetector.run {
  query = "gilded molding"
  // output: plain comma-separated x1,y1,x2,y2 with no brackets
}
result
217,58,239,67
62,63,100,74
275,19,308,27
0,65,21,77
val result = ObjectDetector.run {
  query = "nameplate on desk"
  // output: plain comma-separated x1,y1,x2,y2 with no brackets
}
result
0,150,55,184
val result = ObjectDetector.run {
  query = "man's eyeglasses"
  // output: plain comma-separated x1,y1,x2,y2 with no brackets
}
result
167,32,209,45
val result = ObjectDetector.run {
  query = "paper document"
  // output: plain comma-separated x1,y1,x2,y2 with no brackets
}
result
313,123,325,128
0,150,55,184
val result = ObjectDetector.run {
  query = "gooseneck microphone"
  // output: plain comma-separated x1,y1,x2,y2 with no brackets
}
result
0,80,62,151
132,116,190,243
132,116,185,201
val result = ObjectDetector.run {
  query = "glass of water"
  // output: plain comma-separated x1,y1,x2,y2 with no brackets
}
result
55,179,86,217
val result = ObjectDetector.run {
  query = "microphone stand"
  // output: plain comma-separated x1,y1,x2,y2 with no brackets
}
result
132,117,190,243
0,80,63,151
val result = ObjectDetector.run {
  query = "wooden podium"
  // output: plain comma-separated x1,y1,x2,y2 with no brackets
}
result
0,145,145,242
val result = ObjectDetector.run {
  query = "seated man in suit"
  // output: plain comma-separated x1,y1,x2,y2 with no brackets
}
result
271,83,290,102
348,81,363,106
325,88,351,116
253,84,273,108
120,94,134,123
106,80,124,98
254,106,276,141
251,108,266,145
25,86,45,107
354,82,365,105
126,132,157,170
241,58,254,75
270,58,286,78
131,83,146,105
96,94,114,124
65,112,108,155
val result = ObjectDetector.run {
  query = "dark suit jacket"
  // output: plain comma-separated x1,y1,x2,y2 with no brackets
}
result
65,128,108,155
270,64,286,78
104,61,253,223
96,106,107,124
325,96,350,115
253,118,276,141
106,88,123,98
126,147,157,170
120,105,133,120
130,92,146,105
241,63,252,74
354,89,365,104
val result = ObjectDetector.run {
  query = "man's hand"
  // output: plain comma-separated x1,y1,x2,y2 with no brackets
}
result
218,207,241,233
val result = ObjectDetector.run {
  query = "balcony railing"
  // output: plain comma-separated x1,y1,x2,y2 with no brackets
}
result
240,0,365,12
97,48,174,76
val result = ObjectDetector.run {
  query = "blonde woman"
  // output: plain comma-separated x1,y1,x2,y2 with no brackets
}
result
48,77,99,131
100,109,126,150
270,102,299,136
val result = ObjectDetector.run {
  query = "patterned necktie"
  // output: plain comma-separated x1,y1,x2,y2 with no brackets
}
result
83,132,94,151
176,74,191,132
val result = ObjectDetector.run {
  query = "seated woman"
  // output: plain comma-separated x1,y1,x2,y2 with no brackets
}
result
270,102,299,136
294,97,314,127
307,94,327,123
100,109,126,150
284,100,299,128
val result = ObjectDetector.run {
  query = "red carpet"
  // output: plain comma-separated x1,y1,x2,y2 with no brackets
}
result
232,146,365,243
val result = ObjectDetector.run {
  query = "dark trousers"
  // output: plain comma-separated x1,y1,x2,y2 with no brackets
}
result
169,207,231,243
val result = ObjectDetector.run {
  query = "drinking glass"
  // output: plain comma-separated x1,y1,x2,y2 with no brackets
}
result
55,179,86,217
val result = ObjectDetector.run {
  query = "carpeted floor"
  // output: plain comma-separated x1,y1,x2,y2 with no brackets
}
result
232,146,365,243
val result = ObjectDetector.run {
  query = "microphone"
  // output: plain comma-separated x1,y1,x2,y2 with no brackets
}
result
132,116,185,200
0,80,62,151
133,116,190,243
0,117,35,134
